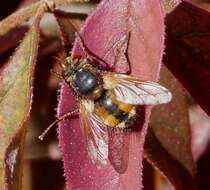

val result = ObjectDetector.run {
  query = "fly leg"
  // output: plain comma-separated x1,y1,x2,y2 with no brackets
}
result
39,109,79,140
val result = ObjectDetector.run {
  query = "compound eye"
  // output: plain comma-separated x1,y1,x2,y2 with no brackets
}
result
73,69,98,95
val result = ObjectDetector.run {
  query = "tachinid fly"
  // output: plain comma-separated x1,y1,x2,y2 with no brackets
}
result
39,33,172,172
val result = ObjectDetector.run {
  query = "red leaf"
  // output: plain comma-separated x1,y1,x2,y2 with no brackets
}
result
145,130,196,190
56,0,165,189
164,1,210,115
186,0,210,11
0,26,28,56
145,66,196,190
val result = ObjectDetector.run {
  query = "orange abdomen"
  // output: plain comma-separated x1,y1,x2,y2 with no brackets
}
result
94,91,134,128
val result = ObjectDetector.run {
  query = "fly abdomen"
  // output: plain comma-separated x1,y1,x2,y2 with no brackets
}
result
99,94,128,120
95,91,134,128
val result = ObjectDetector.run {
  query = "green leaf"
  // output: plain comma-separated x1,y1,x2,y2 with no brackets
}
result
0,7,44,190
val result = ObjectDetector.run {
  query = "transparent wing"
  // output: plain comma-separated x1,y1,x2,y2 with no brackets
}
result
103,72,172,105
80,99,109,166
102,33,130,73
108,128,130,174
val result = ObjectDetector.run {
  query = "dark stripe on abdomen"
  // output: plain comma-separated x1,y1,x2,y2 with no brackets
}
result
97,92,128,121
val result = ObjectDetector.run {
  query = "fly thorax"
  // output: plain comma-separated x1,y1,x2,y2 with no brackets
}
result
72,68,103,99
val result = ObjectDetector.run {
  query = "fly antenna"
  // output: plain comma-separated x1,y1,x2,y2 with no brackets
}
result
39,109,79,140
75,32,109,68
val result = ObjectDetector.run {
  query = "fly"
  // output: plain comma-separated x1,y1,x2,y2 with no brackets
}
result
39,33,172,173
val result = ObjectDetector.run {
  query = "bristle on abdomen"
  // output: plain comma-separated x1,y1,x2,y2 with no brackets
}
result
94,91,135,128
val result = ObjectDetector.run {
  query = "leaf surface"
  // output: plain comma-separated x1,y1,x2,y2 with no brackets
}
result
0,26,29,57
0,6,44,190
145,66,196,190
56,0,165,189
164,1,210,115
187,0,210,11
